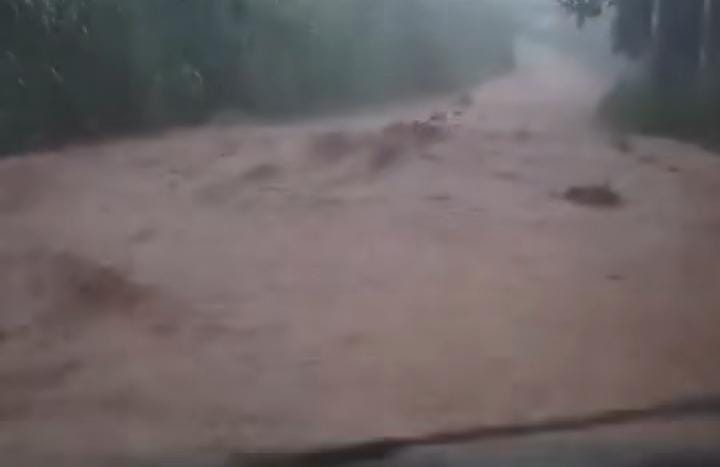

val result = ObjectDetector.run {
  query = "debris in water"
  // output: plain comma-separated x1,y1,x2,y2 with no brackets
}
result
426,193,452,203
382,120,449,146
241,164,282,183
563,184,623,208
370,141,404,173
311,131,357,163
429,111,447,123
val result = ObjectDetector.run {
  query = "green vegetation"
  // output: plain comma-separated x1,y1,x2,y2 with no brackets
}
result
600,77,720,151
0,0,515,156
562,0,720,149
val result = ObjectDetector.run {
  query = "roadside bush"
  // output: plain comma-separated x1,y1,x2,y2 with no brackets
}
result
0,0,515,156
599,76,720,151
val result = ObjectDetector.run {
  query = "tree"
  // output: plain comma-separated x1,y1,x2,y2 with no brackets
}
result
2,0,515,156
655,0,704,88
563,0,720,146
706,1,720,77
612,0,653,59
557,0,607,28
559,0,706,88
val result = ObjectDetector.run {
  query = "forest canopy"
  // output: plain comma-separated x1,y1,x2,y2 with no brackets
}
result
0,0,514,156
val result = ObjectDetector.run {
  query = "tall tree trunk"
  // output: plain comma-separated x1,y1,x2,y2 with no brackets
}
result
655,0,705,89
613,0,654,59
706,0,720,77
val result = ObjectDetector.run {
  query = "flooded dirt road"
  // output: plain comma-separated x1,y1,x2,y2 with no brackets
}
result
1,44,720,462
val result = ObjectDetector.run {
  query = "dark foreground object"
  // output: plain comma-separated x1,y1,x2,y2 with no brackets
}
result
230,395,720,467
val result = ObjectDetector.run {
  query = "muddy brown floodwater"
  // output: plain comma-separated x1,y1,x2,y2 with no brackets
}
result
1,44,720,463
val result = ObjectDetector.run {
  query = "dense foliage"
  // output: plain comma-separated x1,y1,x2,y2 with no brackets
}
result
0,0,514,155
561,0,720,148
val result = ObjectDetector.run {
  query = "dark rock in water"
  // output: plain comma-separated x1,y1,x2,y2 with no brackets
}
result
563,184,624,208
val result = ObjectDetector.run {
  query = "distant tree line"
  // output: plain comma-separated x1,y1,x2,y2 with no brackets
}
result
0,0,514,156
